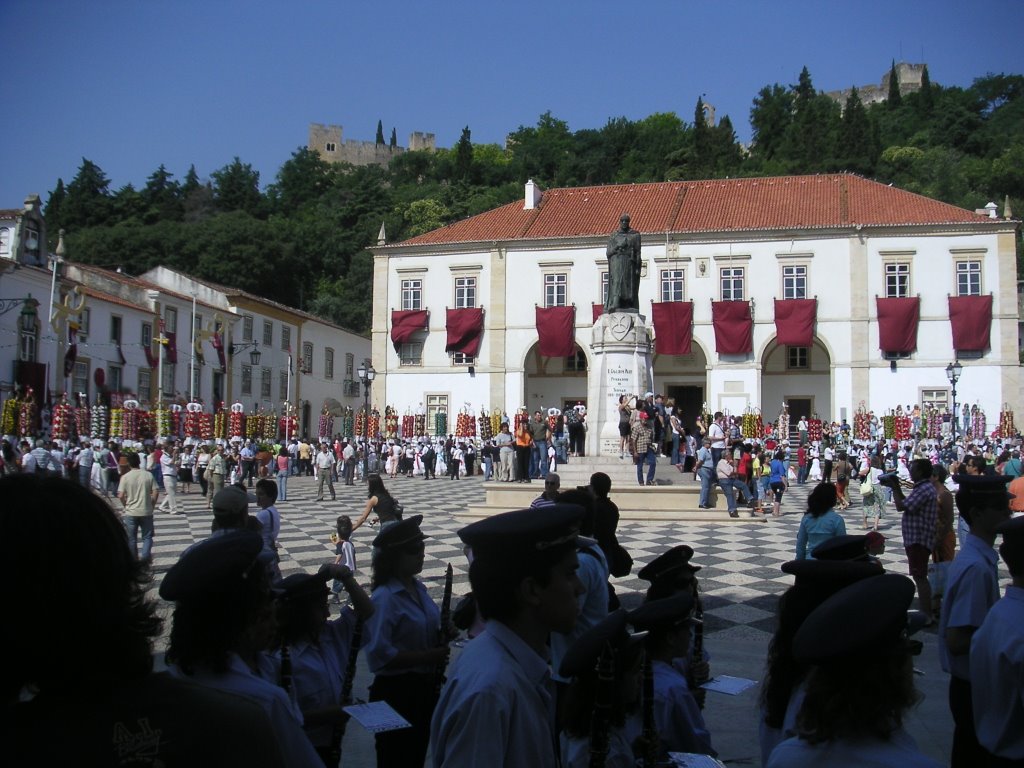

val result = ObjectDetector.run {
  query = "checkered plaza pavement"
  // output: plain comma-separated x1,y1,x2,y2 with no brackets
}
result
142,469,965,766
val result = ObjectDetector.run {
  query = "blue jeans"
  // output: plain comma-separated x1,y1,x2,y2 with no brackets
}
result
636,448,656,485
671,434,681,465
698,466,715,507
534,440,549,478
124,515,154,562
483,456,493,481
276,471,288,501
151,467,165,492
718,478,750,513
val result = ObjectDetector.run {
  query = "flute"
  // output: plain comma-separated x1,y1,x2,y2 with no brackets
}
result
434,563,454,697
691,593,708,710
641,652,658,768
589,642,615,768
329,615,365,766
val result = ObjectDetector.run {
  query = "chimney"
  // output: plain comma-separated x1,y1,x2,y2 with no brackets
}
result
524,179,542,210
985,201,998,219
1005,195,1014,220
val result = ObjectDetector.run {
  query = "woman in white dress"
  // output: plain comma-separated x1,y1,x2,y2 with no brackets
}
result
808,456,822,483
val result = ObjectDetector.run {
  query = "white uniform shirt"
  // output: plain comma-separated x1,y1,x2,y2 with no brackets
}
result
766,729,941,767
970,585,1024,759
938,534,1000,680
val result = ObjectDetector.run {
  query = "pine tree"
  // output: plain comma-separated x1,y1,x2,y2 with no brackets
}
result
44,178,66,237
918,65,934,113
750,84,793,161
454,126,473,181
376,120,385,146
182,165,201,196
390,127,397,149
887,60,902,108
692,97,712,177
63,158,111,230
839,88,874,174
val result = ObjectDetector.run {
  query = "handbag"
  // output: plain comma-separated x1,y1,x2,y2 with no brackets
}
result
860,477,873,496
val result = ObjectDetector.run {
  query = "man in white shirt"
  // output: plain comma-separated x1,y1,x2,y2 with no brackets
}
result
158,443,181,514
314,444,336,501
708,412,727,465
342,440,356,485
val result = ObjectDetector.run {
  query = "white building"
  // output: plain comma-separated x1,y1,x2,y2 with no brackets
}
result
370,174,1020,435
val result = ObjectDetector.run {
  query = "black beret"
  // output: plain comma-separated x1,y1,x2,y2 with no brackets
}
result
781,558,884,591
372,515,427,550
277,572,329,601
792,574,915,663
629,594,697,632
558,609,643,678
811,534,871,562
159,531,263,601
637,545,701,582
459,504,582,556
956,474,1013,516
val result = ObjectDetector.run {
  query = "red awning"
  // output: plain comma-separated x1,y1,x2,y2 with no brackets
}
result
948,295,992,352
774,299,817,347
651,301,693,355
390,309,429,350
445,308,485,356
592,303,604,323
876,297,920,353
712,301,753,354
536,306,576,357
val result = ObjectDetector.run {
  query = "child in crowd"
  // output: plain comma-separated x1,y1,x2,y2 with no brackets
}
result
330,515,356,602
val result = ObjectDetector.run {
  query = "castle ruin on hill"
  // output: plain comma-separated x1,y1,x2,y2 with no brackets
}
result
826,62,926,107
308,123,437,168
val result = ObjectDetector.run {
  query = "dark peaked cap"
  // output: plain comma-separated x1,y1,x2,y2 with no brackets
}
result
793,574,915,663
373,515,427,550
637,545,701,582
458,504,583,557
811,534,871,562
629,594,697,632
159,531,263,601
956,474,1014,517
278,572,330,601
559,608,644,678
781,558,884,591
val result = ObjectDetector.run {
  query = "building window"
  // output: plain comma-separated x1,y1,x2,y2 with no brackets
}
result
452,352,474,366
110,315,122,344
721,267,745,301
884,263,910,298
325,348,334,379
660,269,685,302
279,370,288,400
0,227,10,258
138,368,152,400
787,346,810,369
400,342,423,366
326,142,336,152
455,276,477,309
164,306,178,333
72,361,89,397
882,350,912,360
191,366,201,399
426,394,448,431
241,364,252,395
544,273,567,307
18,309,38,362
566,346,588,371
401,279,422,311
281,325,291,351
345,352,354,378
109,365,123,392
302,342,313,373
77,308,90,337
261,367,271,398
956,261,982,296
24,224,40,260
162,363,174,397
920,388,950,411
141,322,152,349
242,315,253,341
782,265,807,300
263,320,273,346
193,314,203,343
601,271,609,306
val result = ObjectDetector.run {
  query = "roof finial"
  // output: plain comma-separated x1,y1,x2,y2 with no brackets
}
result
55,228,66,258
377,221,387,246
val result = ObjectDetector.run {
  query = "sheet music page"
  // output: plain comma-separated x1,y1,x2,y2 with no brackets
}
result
342,701,412,733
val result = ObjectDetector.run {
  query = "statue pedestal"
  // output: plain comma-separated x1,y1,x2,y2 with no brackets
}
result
586,312,653,457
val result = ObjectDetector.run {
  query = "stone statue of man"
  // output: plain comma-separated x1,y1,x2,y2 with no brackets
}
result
604,213,642,313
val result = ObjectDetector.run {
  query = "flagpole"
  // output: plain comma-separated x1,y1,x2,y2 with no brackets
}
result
286,352,292,444
189,291,197,402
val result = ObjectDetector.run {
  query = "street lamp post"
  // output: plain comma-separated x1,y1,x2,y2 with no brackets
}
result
357,361,376,482
946,360,963,442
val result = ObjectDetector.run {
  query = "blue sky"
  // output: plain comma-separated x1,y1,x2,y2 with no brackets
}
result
3,0,1021,206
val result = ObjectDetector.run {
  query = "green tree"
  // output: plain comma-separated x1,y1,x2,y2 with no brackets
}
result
750,84,793,161
887,60,902,108
402,198,451,237
390,127,397,149
141,164,182,223
62,158,112,230
838,87,875,174
712,115,743,174
376,120,385,146
211,157,263,215
692,98,712,177
782,68,840,173
268,147,335,213
918,65,934,114
44,179,66,241
454,126,473,181
507,111,574,184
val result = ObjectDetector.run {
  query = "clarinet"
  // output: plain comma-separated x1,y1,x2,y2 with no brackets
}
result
641,652,658,768
434,563,454,698
329,616,364,766
691,591,708,710
589,642,615,768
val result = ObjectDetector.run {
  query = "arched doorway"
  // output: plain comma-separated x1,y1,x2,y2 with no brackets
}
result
761,337,832,440
523,342,590,415
652,342,709,434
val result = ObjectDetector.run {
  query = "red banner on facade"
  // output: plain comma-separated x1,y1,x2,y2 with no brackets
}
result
536,306,576,357
876,297,920,353
210,331,226,370
948,295,992,352
390,310,429,350
445,308,485,357
651,301,694,355
592,303,604,323
774,298,817,347
164,331,177,364
711,301,753,354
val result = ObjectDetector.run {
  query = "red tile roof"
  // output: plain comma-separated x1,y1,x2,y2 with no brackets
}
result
396,174,993,247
